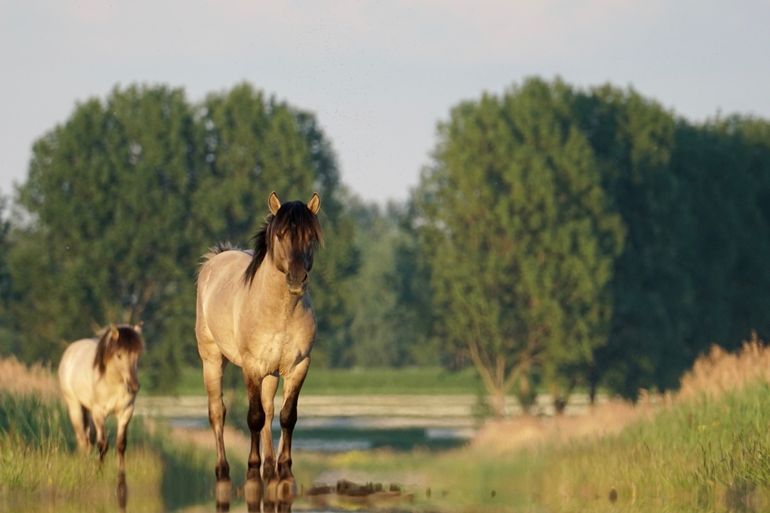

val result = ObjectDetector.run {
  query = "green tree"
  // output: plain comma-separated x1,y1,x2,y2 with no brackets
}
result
11,85,201,388
346,201,432,367
568,85,693,398
8,82,359,384
0,194,11,351
413,78,624,416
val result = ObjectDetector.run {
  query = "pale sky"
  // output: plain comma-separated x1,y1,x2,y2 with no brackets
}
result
2,1,769,204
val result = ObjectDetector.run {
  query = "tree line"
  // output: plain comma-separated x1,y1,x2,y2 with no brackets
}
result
1,78,768,413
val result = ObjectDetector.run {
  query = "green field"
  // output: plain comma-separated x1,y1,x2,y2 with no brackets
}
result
150,364,484,396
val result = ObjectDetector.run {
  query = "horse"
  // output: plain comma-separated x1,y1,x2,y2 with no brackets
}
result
57,324,144,473
196,191,322,491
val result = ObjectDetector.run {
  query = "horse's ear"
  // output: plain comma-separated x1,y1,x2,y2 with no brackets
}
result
133,321,143,335
268,191,281,215
108,324,119,344
307,192,321,215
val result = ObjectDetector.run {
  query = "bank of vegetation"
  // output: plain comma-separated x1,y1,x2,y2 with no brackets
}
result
312,338,770,512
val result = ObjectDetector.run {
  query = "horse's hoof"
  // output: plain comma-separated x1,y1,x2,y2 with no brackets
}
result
215,462,230,481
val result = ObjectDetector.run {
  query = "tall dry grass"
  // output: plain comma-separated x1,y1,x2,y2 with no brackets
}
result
474,334,769,453
679,332,770,400
0,356,59,398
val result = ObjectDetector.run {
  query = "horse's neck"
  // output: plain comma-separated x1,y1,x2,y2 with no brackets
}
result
250,256,305,316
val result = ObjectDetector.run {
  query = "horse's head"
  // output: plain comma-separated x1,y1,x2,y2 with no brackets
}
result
94,324,144,394
266,191,322,295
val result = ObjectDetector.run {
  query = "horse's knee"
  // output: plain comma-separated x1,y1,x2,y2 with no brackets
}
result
208,402,226,427
116,436,127,454
247,403,265,432
279,405,297,430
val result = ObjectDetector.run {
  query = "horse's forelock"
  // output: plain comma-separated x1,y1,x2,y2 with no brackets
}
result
93,325,143,373
271,201,323,247
116,326,144,355
243,201,322,285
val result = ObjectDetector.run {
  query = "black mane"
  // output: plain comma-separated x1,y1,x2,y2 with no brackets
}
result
243,201,322,286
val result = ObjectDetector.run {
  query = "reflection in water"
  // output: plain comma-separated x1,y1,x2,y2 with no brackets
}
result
116,471,128,513
215,478,232,512
216,478,294,513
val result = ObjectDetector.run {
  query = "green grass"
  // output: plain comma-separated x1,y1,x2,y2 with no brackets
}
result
529,381,770,512
150,364,484,396
0,390,231,512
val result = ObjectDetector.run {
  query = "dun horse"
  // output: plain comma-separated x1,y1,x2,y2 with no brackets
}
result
196,191,322,490
58,324,143,473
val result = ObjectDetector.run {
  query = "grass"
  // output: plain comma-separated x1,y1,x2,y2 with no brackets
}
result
0,358,232,513
294,338,770,513
153,364,484,396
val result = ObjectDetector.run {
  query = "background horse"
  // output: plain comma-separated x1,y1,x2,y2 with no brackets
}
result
58,324,143,473
196,191,322,492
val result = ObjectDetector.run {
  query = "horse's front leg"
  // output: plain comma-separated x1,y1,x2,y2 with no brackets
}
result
92,410,109,462
202,356,229,480
276,357,310,485
115,403,135,474
245,371,266,481
260,373,279,483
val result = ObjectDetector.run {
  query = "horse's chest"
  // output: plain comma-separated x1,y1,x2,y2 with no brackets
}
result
95,385,134,414
242,326,313,375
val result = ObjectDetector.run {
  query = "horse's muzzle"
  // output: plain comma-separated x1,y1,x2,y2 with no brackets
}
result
287,273,308,295
288,283,306,296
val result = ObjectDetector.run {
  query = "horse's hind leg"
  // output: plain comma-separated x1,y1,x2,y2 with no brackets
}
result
276,357,310,485
64,398,88,450
202,354,229,480
82,406,95,446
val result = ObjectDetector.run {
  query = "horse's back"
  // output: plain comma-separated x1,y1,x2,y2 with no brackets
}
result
197,250,252,363
58,338,97,408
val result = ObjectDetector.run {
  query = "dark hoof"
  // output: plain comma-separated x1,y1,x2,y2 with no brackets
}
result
215,462,230,481
246,466,261,481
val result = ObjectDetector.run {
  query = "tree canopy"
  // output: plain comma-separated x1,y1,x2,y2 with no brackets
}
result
2,77,769,407
412,79,625,414
4,83,359,388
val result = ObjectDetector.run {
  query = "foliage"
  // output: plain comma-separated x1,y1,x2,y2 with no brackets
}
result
346,201,434,367
3,77,770,401
412,78,625,414
572,88,770,398
3,83,359,386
